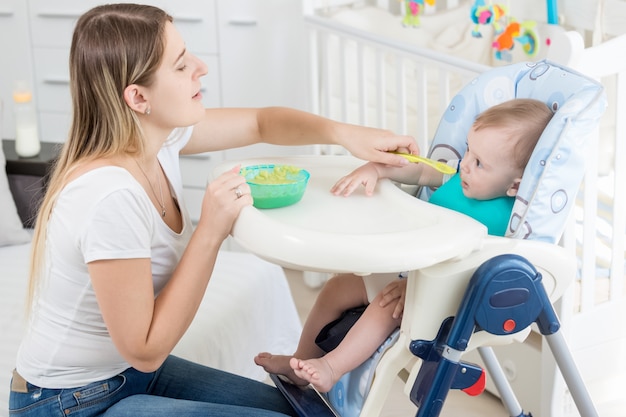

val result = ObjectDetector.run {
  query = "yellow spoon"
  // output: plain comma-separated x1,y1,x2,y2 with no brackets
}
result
390,152,457,175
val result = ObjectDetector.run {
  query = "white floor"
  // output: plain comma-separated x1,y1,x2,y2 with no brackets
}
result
283,268,625,417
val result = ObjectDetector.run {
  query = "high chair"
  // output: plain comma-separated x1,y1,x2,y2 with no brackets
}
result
215,60,606,417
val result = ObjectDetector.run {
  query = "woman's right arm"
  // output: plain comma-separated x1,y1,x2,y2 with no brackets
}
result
182,107,419,168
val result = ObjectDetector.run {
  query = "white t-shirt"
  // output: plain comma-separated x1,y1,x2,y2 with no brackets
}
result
16,128,195,388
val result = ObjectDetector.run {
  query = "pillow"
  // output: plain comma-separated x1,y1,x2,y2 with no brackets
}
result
0,144,31,246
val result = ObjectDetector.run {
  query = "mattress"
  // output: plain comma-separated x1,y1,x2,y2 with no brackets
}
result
0,243,301,416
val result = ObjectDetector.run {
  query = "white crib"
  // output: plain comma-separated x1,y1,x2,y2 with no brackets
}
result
301,1,626,416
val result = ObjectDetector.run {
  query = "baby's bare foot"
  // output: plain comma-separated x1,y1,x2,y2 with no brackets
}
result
289,357,336,393
254,352,309,386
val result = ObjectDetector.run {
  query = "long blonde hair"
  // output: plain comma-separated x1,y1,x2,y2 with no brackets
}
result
27,4,173,311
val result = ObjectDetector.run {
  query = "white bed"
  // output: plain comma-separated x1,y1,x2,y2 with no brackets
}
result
0,173,302,416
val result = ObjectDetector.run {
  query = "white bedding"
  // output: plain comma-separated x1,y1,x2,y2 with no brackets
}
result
323,4,493,64
0,243,301,416
0,243,30,417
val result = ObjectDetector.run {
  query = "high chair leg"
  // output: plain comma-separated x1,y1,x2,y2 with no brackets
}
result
544,332,598,417
407,254,599,417
477,332,599,417
478,346,528,417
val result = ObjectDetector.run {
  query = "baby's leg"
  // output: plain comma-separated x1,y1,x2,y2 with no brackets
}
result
255,273,369,384
291,288,402,392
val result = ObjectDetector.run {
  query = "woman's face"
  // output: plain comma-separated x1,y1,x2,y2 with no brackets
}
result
146,22,208,129
459,125,523,200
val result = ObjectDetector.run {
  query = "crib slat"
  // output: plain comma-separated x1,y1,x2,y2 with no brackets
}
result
395,54,407,135
321,32,331,120
375,49,386,129
413,61,429,152
609,70,625,300
438,70,451,120
308,28,323,156
309,28,320,116
580,137,599,312
357,43,367,126
320,31,335,156
340,37,348,124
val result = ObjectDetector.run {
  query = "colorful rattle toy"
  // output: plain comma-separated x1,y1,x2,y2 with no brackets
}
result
402,0,436,27
470,0,540,61
470,0,506,37
492,20,539,60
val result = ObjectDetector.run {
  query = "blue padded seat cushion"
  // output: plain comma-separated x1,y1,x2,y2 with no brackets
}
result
419,60,607,243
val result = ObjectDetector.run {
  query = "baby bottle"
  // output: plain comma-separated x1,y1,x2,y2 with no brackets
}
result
13,81,41,158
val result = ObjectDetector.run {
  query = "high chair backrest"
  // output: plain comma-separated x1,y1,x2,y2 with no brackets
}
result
418,60,606,243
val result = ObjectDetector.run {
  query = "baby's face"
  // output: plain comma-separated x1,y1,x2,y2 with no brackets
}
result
458,126,523,200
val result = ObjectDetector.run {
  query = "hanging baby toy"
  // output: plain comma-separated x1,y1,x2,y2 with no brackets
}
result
470,0,506,37
492,20,539,60
470,0,539,61
402,0,436,27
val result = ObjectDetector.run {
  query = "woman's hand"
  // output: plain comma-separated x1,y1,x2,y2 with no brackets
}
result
379,279,407,320
331,162,383,197
197,165,252,240
335,124,419,167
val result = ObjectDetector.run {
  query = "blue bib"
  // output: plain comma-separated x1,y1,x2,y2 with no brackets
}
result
428,173,514,237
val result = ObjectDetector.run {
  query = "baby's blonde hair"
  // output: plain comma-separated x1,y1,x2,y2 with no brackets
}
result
473,98,554,170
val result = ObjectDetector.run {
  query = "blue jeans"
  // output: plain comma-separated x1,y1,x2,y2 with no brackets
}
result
9,356,296,417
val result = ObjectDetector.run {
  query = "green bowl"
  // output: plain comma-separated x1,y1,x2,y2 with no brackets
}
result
241,164,310,209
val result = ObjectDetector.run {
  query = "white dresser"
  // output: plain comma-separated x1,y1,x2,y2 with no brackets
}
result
0,0,315,225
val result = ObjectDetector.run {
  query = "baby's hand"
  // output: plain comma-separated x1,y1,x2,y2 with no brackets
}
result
379,279,407,319
331,163,382,197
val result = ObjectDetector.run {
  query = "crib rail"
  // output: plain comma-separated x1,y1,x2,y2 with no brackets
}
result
574,34,626,312
305,14,490,152
560,35,626,392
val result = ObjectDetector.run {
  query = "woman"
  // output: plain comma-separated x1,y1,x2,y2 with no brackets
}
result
9,4,417,417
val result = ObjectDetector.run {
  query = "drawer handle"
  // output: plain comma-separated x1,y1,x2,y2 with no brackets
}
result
37,11,82,19
43,77,70,85
37,11,202,23
184,185,208,191
0,10,15,17
172,15,203,23
181,154,212,161
228,19,258,26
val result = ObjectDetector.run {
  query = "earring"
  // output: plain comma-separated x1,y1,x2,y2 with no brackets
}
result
145,107,151,115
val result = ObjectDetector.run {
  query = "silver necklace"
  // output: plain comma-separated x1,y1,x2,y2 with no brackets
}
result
134,158,166,218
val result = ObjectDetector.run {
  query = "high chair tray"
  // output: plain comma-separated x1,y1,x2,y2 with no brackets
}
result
213,155,486,274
